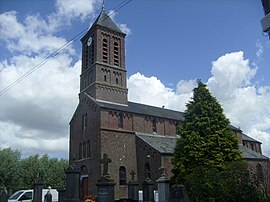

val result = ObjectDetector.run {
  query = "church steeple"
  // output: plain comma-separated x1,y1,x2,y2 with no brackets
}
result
79,8,128,105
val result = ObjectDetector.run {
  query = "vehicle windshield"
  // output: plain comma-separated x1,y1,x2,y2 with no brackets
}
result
9,191,24,200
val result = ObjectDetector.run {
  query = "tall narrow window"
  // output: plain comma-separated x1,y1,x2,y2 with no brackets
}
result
83,142,86,158
152,118,157,133
82,114,88,130
104,75,107,82
116,78,119,85
118,113,123,128
85,44,89,68
87,140,90,157
79,143,82,159
102,39,108,63
114,42,119,66
90,40,94,64
119,166,126,185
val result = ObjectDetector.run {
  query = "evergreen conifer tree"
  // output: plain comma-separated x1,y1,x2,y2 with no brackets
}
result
172,80,242,184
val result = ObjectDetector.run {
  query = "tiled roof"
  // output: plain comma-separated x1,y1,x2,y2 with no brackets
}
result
96,100,185,121
92,10,124,33
242,133,261,143
135,132,269,160
136,132,177,154
240,146,268,160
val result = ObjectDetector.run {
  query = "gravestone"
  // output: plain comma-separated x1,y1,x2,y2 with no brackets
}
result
142,178,154,202
65,166,80,202
33,175,44,202
156,166,170,202
169,184,189,202
57,189,66,202
127,170,139,201
0,187,8,202
96,154,115,202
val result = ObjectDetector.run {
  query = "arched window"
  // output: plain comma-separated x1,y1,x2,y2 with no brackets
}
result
102,38,108,63
257,163,264,183
83,142,86,158
152,118,157,133
85,44,89,68
118,113,123,128
114,42,119,66
119,166,126,185
144,162,151,180
87,140,90,157
79,143,82,159
82,113,87,130
90,40,94,64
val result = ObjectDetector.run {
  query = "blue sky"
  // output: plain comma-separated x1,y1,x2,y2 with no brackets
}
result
0,0,270,158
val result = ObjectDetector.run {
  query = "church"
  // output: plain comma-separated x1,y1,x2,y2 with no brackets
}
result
69,8,270,200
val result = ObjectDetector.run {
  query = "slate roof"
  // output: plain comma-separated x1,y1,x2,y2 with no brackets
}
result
135,132,269,160
96,100,185,121
240,146,268,160
136,132,177,154
242,133,261,143
92,9,124,33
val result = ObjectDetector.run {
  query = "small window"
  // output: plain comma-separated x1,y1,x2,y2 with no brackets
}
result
82,113,87,130
257,163,264,183
119,166,126,185
152,118,157,133
104,75,107,82
90,40,94,64
87,140,90,157
116,78,119,85
118,113,123,128
79,143,82,159
83,142,86,158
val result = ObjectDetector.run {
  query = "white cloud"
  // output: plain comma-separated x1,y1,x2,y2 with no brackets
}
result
128,72,192,112
0,54,80,158
0,0,100,158
55,0,99,23
127,52,270,157
207,51,270,156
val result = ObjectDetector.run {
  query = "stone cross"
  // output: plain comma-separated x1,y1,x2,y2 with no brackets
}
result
100,153,111,176
130,170,136,182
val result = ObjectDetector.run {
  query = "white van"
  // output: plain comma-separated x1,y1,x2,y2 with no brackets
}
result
8,189,58,202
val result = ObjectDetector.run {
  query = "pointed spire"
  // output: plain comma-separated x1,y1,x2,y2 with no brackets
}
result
102,0,105,11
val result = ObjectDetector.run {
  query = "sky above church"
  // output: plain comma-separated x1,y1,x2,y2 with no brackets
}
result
0,0,270,159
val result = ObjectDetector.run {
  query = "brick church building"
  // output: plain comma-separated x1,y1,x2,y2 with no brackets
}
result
69,8,270,200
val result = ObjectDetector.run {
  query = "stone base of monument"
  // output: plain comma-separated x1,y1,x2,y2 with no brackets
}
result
96,176,116,202
127,181,139,201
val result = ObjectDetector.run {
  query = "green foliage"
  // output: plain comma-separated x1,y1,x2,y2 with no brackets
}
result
183,162,266,202
171,81,266,200
173,81,242,184
0,148,68,193
0,148,21,191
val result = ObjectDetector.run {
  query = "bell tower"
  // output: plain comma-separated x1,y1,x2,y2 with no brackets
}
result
79,8,128,104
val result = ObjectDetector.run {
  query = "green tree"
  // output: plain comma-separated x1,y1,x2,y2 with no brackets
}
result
19,154,68,190
0,148,68,192
0,148,21,192
171,80,266,201
173,80,242,183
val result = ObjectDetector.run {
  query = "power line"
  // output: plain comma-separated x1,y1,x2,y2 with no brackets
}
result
0,0,132,97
